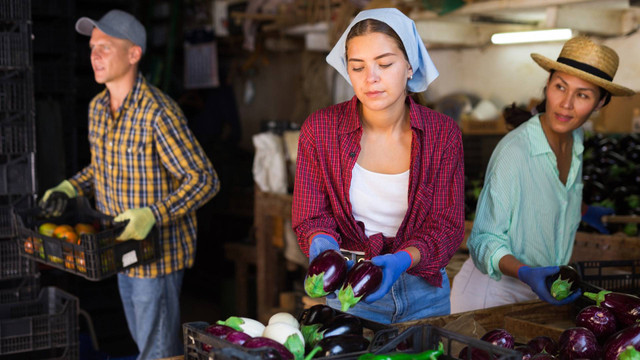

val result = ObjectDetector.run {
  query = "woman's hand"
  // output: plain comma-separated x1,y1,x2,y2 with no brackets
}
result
364,250,412,303
518,266,582,305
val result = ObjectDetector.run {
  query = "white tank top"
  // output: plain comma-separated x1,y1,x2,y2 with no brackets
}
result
349,163,410,238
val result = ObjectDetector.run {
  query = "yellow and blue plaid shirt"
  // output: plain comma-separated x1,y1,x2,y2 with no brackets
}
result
69,73,219,278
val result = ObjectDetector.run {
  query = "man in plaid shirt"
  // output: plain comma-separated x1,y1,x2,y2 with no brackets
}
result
40,10,219,359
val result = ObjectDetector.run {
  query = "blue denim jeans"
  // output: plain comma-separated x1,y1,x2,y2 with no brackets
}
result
117,270,185,360
327,268,450,324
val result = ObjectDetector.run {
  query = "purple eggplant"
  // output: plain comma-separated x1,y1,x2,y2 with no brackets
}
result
557,327,601,360
545,265,581,301
584,290,640,328
527,336,558,355
303,334,370,360
458,346,493,360
202,324,236,351
515,345,537,360
575,305,617,343
226,331,252,345
305,250,348,298
481,329,515,349
243,337,294,360
602,324,640,360
531,354,557,360
299,305,336,347
338,261,382,312
307,313,363,347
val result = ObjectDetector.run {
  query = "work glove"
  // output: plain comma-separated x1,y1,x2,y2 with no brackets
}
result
364,250,412,303
582,205,614,234
518,266,582,305
114,207,156,240
308,234,340,263
38,180,76,217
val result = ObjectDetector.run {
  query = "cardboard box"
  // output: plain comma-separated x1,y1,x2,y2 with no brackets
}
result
592,92,640,133
461,114,508,135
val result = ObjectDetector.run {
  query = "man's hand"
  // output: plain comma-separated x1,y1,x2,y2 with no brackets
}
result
114,207,156,240
364,250,412,303
518,266,582,305
582,205,614,234
38,180,76,217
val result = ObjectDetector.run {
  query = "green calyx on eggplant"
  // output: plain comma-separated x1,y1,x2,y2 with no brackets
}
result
303,334,370,360
338,260,382,312
298,305,336,346
584,290,640,327
545,265,581,301
305,250,348,298
619,345,640,360
306,313,363,348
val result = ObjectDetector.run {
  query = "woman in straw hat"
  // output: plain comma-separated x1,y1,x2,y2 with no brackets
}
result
293,8,464,323
450,36,635,313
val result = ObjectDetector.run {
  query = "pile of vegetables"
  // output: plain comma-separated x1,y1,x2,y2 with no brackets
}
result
200,305,372,360
304,249,383,311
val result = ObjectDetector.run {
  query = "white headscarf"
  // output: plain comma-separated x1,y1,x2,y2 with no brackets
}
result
326,8,439,93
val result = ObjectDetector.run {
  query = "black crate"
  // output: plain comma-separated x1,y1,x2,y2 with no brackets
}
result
0,286,78,358
372,325,521,360
0,22,31,70
0,153,35,195
575,260,640,296
0,119,36,154
0,273,39,304
0,238,36,280
184,314,398,360
0,0,30,21
0,193,35,238
0,69,33,114
14,197,161,281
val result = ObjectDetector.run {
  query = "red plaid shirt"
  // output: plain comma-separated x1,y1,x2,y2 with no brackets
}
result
292,96,464,286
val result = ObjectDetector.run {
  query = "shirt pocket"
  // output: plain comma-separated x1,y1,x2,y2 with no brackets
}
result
113,129,153,177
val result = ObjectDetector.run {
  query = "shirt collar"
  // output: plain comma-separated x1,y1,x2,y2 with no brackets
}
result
527,114,584,157
337,96,424,134
95,73,145,111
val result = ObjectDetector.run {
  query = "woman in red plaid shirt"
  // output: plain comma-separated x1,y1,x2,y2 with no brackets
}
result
293,8,464,324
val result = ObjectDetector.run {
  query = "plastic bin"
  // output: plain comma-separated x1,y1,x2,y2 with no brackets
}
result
0,153,36,195
0,273,39,304
14,197,161,281
0,117,36,154
0,238,36,280
574,259,640,296
183,313,397,360
0,22,32,70
372,325,521,360
0,286,78,359
0,0,31,21
0,193,34,238
0,69,33,114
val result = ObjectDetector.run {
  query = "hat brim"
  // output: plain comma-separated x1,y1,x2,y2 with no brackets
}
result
75,16,129,44
531,53,635,96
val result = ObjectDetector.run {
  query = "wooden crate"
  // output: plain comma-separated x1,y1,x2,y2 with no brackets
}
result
571,231,640,262
461,115,508,135
397,300,575,344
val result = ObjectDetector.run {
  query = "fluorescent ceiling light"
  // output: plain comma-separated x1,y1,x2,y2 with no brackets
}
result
491,29,573,45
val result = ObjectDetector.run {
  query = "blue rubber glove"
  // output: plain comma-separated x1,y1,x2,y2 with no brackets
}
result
518,266,582,305
582,205,614,234
364,250,412,303
308,234,340,263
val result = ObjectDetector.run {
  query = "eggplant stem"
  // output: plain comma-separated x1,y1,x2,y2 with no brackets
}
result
304,346,322,360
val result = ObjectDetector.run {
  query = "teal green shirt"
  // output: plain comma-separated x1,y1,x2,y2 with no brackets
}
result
468,115,584,280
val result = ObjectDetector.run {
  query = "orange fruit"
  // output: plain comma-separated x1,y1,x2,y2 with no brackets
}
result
64,253,75,270
58,230,79,245
75,223,97,235
53,224,75,238
24,238,34,254
38,222,57,236
76,251,86,273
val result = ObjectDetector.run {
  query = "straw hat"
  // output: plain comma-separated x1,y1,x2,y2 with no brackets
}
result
531,36,634,96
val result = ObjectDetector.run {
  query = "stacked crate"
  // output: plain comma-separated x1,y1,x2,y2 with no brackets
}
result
0,1,79,359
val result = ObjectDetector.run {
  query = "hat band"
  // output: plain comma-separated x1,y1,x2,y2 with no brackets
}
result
557,57,612,81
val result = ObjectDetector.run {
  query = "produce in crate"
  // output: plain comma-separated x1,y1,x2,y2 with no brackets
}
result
583,290,640,327
338,260,383,311
357,341,444,360
619,345,640,360
263,322,305,360
306,313,363,347
225,331,252,345
217,316,265,337
304,334,370,359
575,305,617,343
298,305,336,346
243,337,295,360
480,328,515,349
515,345,536,359
602,324,640,360
530,354,557,359
527,336,558,355
545,265,581,301
557,327,601,360
305,250,348,298
201,324,237,351
269,312,300,328
458,346,492,360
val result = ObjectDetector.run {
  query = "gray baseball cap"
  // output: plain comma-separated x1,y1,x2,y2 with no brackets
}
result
76,9,146,54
